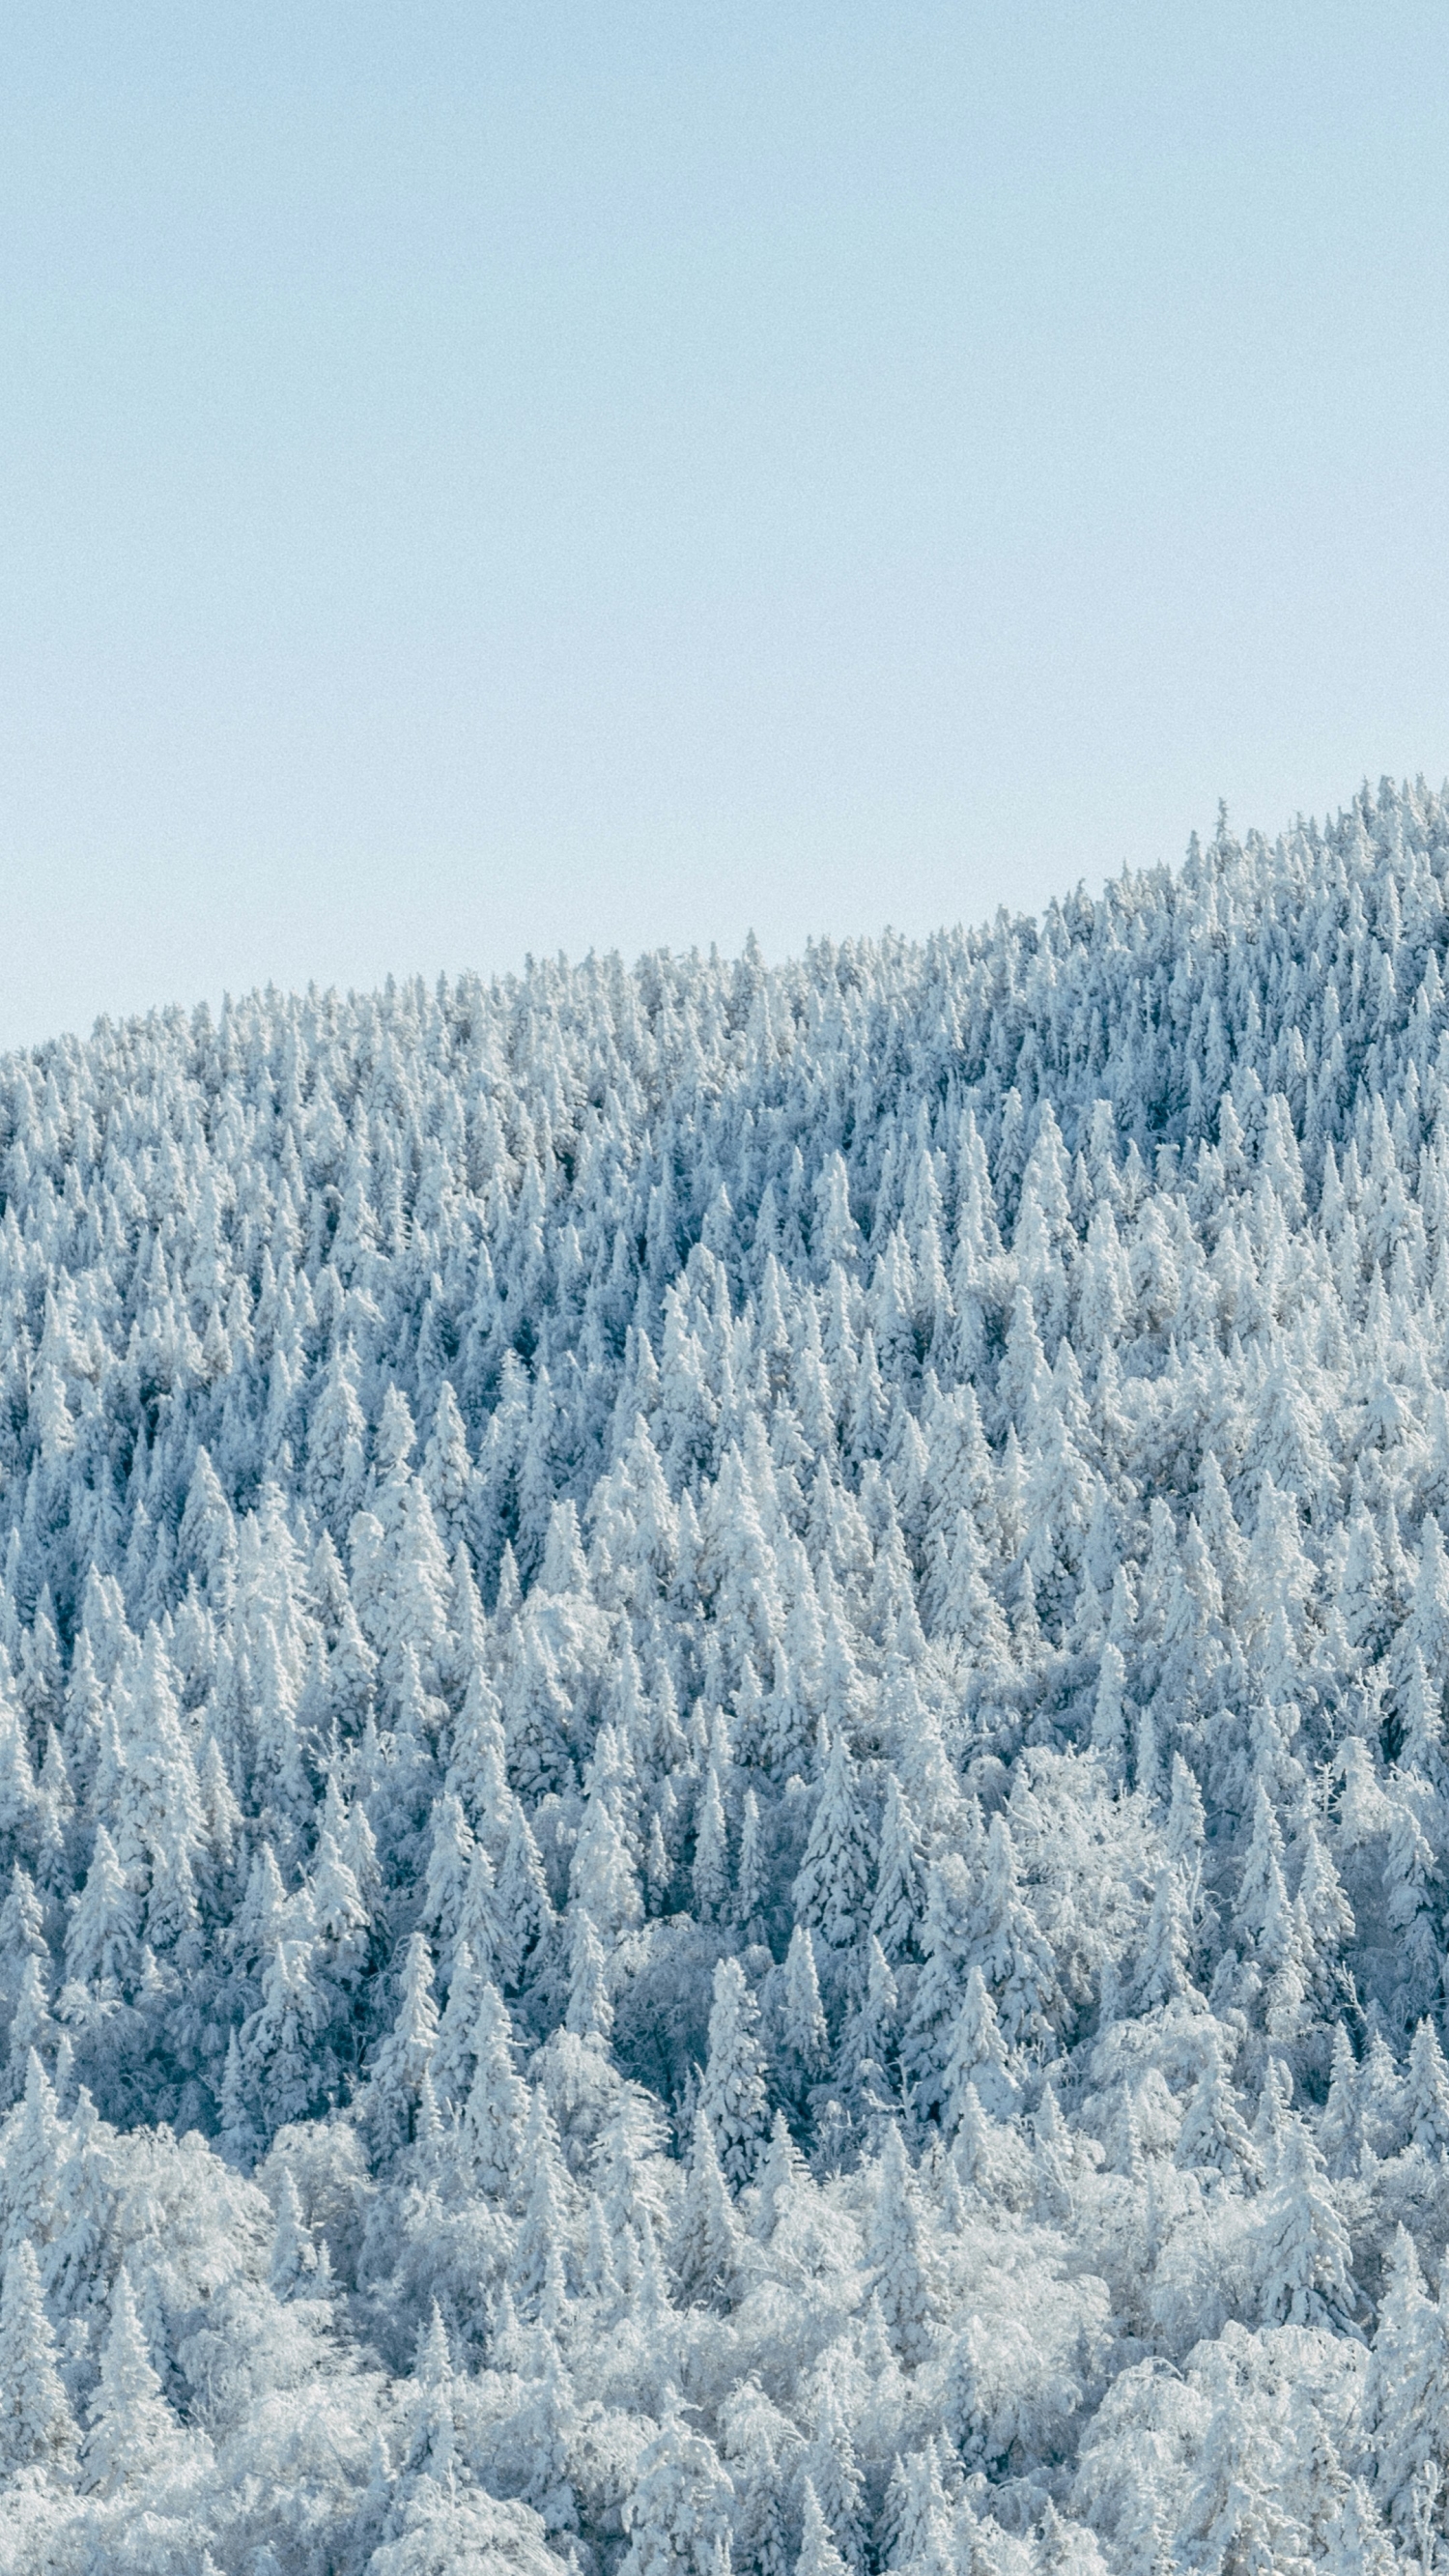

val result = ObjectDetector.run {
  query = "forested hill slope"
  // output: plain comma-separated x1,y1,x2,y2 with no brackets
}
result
6,783,1449,2570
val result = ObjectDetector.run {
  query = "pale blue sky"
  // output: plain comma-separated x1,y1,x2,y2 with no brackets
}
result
3,4,1448,1045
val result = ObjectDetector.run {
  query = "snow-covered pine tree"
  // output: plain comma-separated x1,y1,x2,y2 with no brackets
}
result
699,1959,770,2187
0,2236,76,2478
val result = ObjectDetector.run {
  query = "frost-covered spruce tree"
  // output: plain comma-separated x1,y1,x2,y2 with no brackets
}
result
792,1729,874,1952
674,2105,744,2310
868,1774,923,1964
620,2402,735,2576
566,1903,615,2045
699,1959,770,2187
1361,2227,1443,2534
804,2374,867,2574
0,2237,75,2478
795,2480,848,2576
459,1977,528,2192
866,2127,932,2363
364,1931,440,2157
1256,2107,1358,2332
781,1923,829,2085
692,1761,731,1924
510,2096,575,2316
82,2264,179,2496
968,1815,1059,2055
941,1965,1013,2126
495,1798,554,1989
1405,2015,1449,2154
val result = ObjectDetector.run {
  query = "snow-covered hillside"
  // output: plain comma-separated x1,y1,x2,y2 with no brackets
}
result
5,783,1449,2569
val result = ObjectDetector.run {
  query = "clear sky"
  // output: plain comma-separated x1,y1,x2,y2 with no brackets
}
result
3,3,1448,1046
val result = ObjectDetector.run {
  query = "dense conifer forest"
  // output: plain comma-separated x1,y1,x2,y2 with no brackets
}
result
7,782,1449,2568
